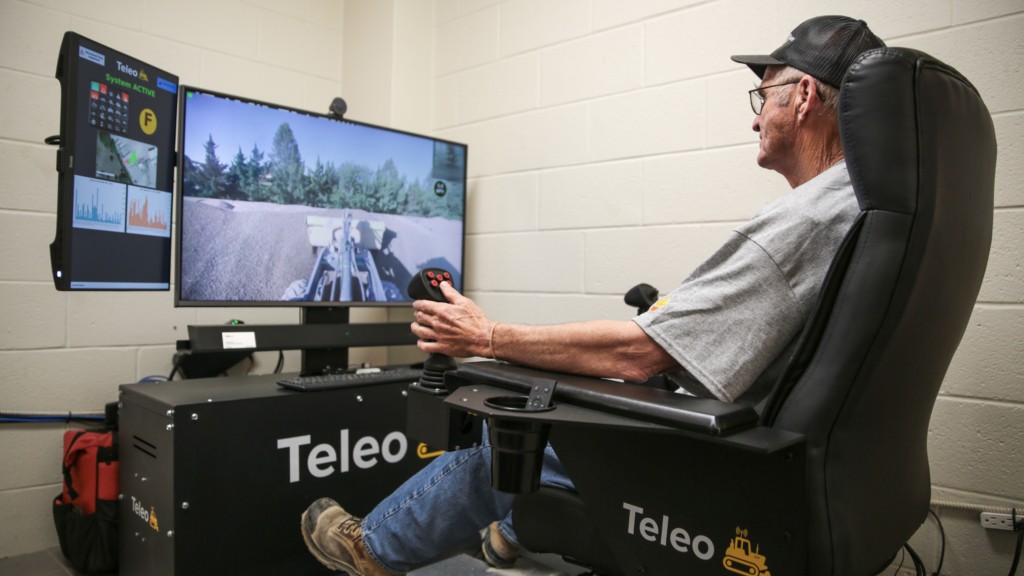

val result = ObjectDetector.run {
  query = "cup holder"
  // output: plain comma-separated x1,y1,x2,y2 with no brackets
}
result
481,382,557,493
484,395,556,413
487,416,550,493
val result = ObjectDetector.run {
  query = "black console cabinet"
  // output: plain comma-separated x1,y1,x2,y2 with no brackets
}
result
119,373,430,575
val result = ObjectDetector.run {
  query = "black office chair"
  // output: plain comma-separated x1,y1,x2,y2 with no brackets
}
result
438,47,996,576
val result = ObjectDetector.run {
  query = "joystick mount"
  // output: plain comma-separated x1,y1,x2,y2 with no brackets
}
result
404,267,556,493
405,268,480,451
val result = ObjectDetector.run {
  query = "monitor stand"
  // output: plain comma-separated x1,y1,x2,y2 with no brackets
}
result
301,307,350,375
183,308,417,377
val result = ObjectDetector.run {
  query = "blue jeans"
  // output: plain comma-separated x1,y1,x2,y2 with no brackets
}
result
361,431,575,574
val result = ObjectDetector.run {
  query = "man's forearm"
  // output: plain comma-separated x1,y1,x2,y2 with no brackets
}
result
488,320,678,382
410,282,678,382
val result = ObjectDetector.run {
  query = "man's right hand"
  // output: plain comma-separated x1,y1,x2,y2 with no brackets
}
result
411,282,494,359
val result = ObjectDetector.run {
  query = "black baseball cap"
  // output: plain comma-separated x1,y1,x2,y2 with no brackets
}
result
731,15,885,88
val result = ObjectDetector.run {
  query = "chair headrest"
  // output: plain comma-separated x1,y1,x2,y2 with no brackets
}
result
839,47,984,214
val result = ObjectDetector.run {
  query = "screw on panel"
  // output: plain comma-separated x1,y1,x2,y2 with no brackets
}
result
191,413,199,421
181,502,190,510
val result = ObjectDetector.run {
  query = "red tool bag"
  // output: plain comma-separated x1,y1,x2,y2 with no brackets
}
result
52,429,119,574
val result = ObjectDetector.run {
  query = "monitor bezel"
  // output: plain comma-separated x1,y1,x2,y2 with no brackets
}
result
173,85,468,308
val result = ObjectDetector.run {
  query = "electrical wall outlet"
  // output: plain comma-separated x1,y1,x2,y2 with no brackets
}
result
980,512,1019,531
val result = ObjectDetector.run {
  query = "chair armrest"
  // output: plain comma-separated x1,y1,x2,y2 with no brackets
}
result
446,361,758,437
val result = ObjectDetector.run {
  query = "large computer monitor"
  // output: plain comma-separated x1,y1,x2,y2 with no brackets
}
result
50,32,179,290
176,87,468,374
175,87,467,308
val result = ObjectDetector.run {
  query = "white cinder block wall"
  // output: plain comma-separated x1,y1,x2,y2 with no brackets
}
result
428,1,1024,575
1,1,1021,574
0,0,364,558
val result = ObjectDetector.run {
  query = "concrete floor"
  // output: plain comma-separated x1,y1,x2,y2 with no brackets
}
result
0,547,580,576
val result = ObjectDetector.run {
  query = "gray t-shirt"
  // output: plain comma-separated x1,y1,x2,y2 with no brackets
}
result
634,161,858,404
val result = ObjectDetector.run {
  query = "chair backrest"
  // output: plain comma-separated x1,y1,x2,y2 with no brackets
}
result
760,48,996,575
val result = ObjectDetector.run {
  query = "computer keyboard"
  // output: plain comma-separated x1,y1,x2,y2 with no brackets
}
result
277,366,422,392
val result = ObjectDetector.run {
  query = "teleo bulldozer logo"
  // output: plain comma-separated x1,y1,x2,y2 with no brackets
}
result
130,496,160,533
622,503,773,575
723,527,772,576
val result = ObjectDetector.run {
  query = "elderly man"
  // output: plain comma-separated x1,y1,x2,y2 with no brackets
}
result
302,15,885,576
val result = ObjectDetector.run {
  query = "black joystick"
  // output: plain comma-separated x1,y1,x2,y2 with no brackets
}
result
408,268,453,302
407,268,457,391
625,283,659,316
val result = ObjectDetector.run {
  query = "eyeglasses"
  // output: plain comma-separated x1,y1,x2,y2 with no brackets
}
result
748,79,800,115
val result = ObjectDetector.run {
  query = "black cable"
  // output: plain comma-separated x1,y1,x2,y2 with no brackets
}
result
892,546,905,575
274,350,285,373
929,508,945,576
1009,507,1022,576
904,543,926,576
167,354,184,380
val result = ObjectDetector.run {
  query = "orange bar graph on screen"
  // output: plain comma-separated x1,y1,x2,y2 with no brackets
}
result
128,196,168,231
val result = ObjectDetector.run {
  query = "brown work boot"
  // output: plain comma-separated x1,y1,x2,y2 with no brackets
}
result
480,521,520,569
301,497,393,575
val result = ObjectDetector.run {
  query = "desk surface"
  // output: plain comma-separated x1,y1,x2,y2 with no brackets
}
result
122,373,297,406
120,371,419,415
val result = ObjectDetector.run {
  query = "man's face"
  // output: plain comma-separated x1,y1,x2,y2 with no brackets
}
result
751,67,800,175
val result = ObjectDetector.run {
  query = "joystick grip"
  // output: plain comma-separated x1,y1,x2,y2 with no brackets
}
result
408,268,452,302
408,268,457,392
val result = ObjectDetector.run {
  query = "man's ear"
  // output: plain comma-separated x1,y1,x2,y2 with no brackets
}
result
795,75,817,120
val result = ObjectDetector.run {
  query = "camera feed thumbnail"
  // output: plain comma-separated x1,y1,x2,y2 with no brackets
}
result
96,130,158,189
